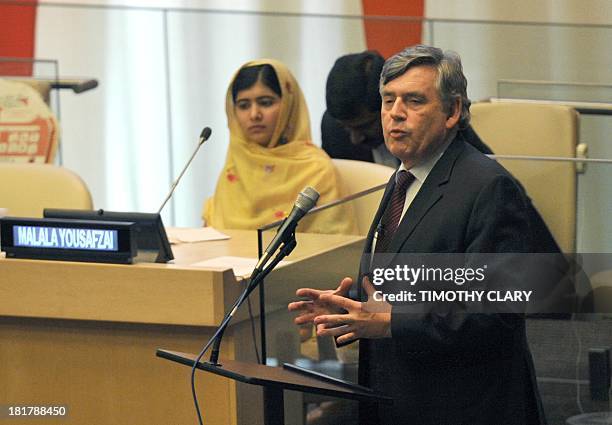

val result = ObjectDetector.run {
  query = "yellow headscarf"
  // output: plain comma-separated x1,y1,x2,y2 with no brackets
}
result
203,59,357,235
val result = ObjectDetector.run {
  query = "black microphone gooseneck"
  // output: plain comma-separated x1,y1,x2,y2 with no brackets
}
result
157,127,212,214
207,187,319,366
207,236,297,366
190,186,319,425
190,237,297,425
253,186,320,272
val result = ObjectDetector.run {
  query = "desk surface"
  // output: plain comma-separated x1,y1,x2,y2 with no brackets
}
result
0,228,365,425
0,228,364,326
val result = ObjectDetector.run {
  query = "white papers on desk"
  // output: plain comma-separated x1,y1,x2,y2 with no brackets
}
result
166,227,230,244
191,256,292,278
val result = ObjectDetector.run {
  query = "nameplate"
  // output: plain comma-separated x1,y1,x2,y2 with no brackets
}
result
1,217,136,264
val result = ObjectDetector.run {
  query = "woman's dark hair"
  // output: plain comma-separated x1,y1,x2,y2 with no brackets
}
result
231,64,282,102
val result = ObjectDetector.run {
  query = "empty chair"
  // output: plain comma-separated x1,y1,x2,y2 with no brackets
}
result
332,158,394,236
470,101,580,253
0,163,92,217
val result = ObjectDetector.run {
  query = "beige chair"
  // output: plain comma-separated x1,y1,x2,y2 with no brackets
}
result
0,163,92,217
332,158,395,235
470,101,580,253
582,270,612,316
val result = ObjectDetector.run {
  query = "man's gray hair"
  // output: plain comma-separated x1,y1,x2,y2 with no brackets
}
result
380,45,471,129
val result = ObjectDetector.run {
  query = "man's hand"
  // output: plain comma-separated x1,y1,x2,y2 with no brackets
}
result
288,277,353,326
289,277,392,345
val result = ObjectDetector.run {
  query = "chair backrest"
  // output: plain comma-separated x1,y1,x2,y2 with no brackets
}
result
470,101,578,252
0,163,93,217
332,158,395,235
589,270,612,316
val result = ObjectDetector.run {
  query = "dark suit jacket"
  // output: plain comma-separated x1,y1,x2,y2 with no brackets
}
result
357,134,550,425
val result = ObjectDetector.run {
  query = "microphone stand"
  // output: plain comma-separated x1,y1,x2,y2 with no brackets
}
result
207,234,297,366
190,234,297,424
157,143,203,214
157,127,211,215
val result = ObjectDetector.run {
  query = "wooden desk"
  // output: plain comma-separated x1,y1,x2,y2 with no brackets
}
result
0,229,364,425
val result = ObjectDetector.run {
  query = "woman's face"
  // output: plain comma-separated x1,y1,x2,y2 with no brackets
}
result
234,80,282,147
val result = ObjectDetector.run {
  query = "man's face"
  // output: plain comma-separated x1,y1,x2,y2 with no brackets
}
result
380,65,460,168
337,109,383,147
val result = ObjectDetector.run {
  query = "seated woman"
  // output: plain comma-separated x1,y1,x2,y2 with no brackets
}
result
203,59,357,235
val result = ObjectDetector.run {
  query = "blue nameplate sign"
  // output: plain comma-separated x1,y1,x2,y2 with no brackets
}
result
1,217,136,264
13,225,119,251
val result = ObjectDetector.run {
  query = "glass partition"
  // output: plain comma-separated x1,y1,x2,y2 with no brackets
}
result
256,184,381,351
0,57,98,165
0,57,59,80
0,58,62,164
517,157,612,424
0,57,60,112
498,80,612,105
256,186,377,423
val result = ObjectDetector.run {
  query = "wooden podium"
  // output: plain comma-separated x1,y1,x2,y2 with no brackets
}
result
156,349,391,425
0,229,365,424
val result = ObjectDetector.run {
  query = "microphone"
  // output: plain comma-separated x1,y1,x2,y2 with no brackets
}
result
255,187,320,271
157,127,212,214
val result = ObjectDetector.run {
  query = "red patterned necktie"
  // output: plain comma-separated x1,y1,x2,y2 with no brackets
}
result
375,170,415,252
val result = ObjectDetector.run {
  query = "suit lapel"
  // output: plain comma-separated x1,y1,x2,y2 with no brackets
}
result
387,136,465,254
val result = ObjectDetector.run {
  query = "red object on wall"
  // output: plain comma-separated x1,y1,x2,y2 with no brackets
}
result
0,0,39,76
362,0,424,59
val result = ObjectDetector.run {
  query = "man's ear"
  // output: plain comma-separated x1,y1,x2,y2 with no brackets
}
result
445,97,462,129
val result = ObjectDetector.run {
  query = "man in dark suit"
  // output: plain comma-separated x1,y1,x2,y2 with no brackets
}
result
289,45,553,424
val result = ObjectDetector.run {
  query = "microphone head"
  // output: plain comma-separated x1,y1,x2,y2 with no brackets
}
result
295,187,320,213
199,127,212,144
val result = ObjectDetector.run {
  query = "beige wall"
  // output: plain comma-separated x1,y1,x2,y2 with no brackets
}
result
425,0,612,25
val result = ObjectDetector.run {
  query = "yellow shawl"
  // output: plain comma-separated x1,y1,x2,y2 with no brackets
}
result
203,59,357,235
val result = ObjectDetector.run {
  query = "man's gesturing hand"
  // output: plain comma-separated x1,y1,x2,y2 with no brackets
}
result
289,277,392,345
288,277,353,326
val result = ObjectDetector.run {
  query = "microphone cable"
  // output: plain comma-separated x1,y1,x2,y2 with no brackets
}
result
247,297,262,365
